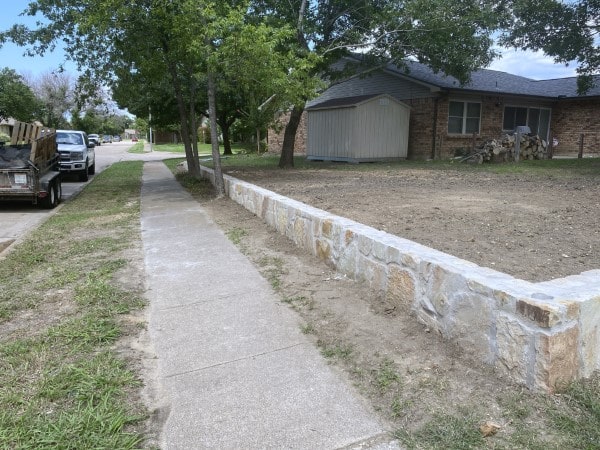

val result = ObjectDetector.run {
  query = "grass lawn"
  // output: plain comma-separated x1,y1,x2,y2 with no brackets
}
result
140,142,253,155
193,151,600,179
0,162,147,448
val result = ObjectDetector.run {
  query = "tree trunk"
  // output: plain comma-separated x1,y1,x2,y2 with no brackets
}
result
207,72,225,196
278,0,309,169
278,105,304,168
189,74,200,164
218,113,234,156
165,56,199,177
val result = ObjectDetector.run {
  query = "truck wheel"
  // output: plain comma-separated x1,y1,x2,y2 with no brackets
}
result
88,162,95,175
79,162,89,182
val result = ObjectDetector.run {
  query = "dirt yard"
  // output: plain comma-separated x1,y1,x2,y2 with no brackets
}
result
224,163,600,282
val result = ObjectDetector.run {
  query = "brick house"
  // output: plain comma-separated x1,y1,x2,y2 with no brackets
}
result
268,57,600,159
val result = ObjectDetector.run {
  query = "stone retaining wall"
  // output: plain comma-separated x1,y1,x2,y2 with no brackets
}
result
199,166,600,391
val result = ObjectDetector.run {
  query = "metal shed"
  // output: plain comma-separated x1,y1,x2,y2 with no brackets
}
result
306,94,410,162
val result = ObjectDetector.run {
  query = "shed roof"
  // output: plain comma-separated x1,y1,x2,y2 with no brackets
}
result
306,93,406,111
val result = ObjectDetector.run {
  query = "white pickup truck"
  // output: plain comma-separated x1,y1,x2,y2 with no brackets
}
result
56,130,96,182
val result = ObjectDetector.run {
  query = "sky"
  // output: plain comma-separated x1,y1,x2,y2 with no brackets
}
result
0,2,579,82
0,2,79,78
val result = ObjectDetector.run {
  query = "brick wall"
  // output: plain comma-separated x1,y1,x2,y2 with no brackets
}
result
404,98,436,159
551,99,600,155
268,96,599,159
407,96,505,159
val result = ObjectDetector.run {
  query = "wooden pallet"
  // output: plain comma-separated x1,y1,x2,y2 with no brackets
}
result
10,121,57,166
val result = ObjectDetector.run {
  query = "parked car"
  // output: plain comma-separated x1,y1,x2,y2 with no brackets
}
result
56,130,96,182
88,133,100,146
132,136,138,142
102,134,112,144
113,135,121,142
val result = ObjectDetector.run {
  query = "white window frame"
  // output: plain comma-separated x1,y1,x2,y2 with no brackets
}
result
502,105,551,140
448,100,481,135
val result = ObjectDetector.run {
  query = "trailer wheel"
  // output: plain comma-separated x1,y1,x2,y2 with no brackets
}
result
55,179,62,205
41,180,59,209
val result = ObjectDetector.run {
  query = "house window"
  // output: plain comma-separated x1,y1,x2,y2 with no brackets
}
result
503,106,551,139
448,101,481,134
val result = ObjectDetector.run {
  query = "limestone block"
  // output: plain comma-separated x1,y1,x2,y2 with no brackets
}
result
261,197,275,226
322,219,334,239
535,325,580,392
344,229,355,246
337,240,358,278
385,245,402,266
400,252,420,271
386,265,416,311
496,314,531,384
493,290,517,313
580,296,600,376
432,292,451,317
421,263,468,316
252,191,264,215
371,239,389,262
450,293,494,362
559,300,580,321
293,216,314,251
357,233,373,256
516,299,562,328
466,278,494,297
275,206,289,234
234,183,243,197
244,190,257,214
356,255,387,293
315,238,332,263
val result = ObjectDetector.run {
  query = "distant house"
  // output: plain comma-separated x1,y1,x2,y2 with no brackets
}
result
124,129,139,140
0,119,14,139
269,56,600,159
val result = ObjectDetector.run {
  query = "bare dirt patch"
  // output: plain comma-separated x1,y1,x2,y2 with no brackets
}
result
225,164,600,282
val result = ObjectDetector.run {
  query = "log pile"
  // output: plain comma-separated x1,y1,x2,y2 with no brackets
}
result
461,133,548,164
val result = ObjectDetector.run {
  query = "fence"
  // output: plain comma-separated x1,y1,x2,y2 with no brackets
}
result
549,132,600,158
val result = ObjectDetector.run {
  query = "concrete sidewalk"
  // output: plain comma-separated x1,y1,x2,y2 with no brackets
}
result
140,161,399,449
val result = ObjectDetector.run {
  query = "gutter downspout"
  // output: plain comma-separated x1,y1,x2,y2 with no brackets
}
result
432,97,439,159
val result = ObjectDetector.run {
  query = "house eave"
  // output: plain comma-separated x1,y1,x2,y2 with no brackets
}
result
381,67,442,93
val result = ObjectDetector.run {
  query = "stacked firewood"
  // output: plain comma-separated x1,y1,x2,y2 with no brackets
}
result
462,133,548,163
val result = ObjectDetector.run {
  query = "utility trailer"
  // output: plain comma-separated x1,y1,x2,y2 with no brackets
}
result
0,121,61,208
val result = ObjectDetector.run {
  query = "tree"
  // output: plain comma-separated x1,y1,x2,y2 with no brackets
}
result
214,18,307,155
0,67,40,122
70,108,102,134
32,70,74,128
500,0,599,93
2,1,216,185
250,0,503,167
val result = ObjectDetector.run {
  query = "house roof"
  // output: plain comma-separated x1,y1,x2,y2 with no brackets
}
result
351,56,600,99
305,93,401,110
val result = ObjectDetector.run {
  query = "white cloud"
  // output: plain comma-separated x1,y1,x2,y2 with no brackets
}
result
489,49,578,80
